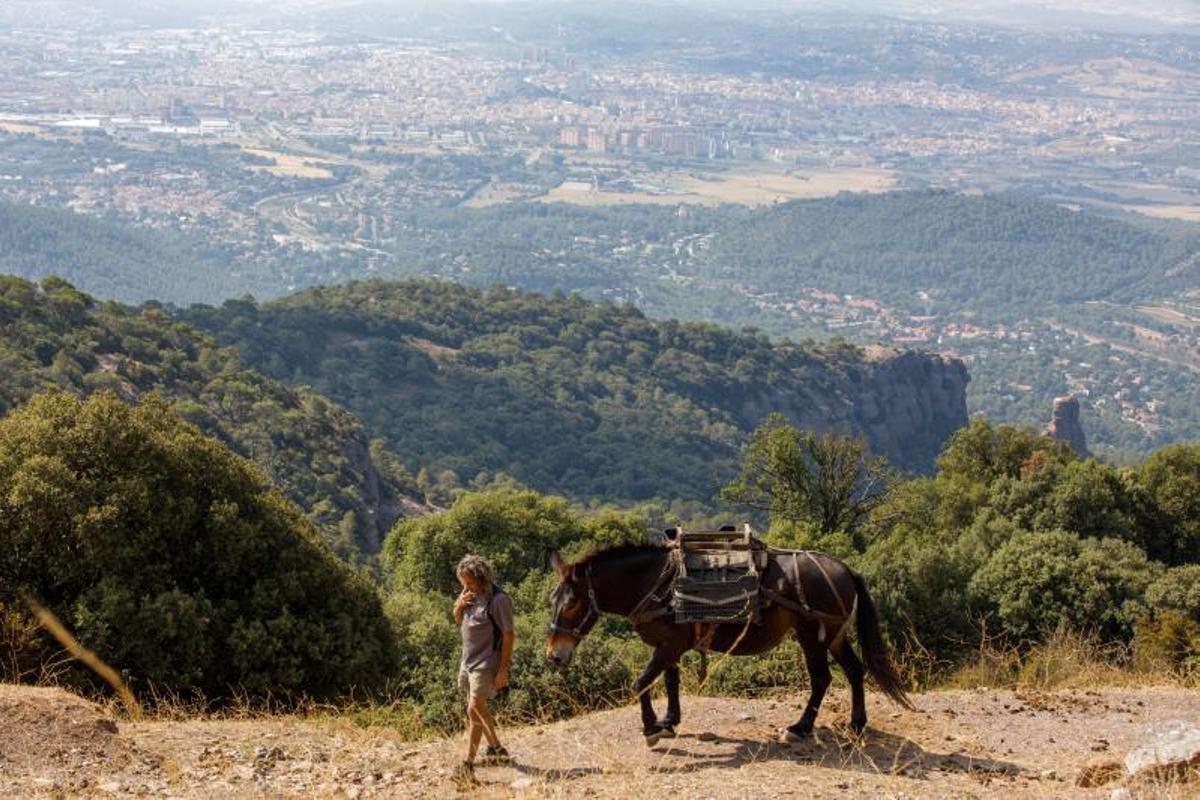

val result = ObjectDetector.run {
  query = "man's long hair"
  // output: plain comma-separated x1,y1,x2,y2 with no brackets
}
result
456,553,496,595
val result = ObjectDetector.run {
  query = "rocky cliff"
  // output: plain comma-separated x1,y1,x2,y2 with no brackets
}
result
738,345,968,473
853,347,970,472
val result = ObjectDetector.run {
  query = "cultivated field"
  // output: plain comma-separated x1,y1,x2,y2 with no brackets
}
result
539,167,897,207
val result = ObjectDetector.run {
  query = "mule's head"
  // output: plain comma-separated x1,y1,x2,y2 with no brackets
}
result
545,552,599,667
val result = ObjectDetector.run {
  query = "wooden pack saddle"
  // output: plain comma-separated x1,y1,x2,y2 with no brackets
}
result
665,524,768,625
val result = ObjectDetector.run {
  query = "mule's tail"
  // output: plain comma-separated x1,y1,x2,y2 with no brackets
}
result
850,570,914,710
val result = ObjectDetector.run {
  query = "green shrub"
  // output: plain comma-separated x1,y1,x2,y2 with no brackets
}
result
1034,459,1139,542
1135,444,1200,565
0,391,398,702
969,529,1160,643
1145,565,1200,620
856,527,979,657
383,490,584,596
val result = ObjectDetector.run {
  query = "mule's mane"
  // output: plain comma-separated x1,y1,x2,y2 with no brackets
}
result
574,542,667,568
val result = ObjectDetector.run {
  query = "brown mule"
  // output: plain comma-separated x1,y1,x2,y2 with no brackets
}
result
546,544,912,745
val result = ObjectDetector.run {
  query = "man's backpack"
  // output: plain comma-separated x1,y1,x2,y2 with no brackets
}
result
486,584,508,653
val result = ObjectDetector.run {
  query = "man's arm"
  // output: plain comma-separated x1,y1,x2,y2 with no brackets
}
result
492,593,516,689
494,630,515,689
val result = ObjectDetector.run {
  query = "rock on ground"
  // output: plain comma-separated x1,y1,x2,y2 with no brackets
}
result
1124,719,1200,781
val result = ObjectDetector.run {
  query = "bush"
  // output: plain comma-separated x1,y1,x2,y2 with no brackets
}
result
969,529,1160,643
383,490,584,596
1145,565,1200,621
0,391,398,702
856,527,979,657
1034,460,1138,542
1135,444,1200,565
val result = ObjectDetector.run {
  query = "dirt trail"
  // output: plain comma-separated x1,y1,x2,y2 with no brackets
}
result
1,683,1198,798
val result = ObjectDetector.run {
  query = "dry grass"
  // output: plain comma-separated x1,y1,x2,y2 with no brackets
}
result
23,596,142,718
944,627,1189,692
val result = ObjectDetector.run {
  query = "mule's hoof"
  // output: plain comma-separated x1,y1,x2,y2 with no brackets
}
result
780,727,811,744
644,728,672,747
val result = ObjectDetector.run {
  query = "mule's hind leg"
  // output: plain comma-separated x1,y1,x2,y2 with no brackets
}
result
785,640,831,741
657,663,681,732
831,638,867,735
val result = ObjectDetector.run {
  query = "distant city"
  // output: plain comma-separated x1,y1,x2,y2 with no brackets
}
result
1,1,1198,457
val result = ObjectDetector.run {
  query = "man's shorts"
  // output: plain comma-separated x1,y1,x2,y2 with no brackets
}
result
458,665,496,700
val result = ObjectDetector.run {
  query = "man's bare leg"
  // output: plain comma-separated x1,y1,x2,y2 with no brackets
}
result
473,698,501,748
465,700,485,764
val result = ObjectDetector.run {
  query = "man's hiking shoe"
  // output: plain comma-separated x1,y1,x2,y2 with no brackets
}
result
451,761,479,788
480,744,512,765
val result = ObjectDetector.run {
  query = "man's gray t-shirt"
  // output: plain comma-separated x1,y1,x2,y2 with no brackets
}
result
460,589,514,672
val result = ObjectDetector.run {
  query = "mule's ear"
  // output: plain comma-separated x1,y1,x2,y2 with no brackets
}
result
549,551,568,577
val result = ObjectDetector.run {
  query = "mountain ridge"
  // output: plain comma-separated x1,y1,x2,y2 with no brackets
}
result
182,279,969,505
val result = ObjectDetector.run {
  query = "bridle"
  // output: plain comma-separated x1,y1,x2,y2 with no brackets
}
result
548,551,679,638
548,562,601,639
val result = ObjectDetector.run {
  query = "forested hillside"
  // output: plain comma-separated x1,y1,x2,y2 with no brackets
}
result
693,191,1200,313
0,276,420,556
182,279,968,506
0,202,248,305
7,191,1197,460
378,193,1200,460
12,191,1190,323
382,191,1198,317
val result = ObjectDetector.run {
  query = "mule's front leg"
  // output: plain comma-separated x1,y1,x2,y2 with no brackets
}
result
657,663,681,731
634,647,678,746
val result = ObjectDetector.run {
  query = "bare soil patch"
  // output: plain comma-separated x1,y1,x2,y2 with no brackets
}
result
0,684,148,795
2,684,1198,797
241,147,335,179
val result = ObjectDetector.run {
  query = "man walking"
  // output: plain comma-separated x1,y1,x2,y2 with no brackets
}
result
452,554,515,786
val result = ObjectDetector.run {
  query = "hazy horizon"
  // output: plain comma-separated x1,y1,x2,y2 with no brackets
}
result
3,0,1199,35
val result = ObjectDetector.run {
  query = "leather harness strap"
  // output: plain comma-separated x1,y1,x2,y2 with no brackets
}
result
806,551,850,618
548,563,601,638
763,549,857,645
